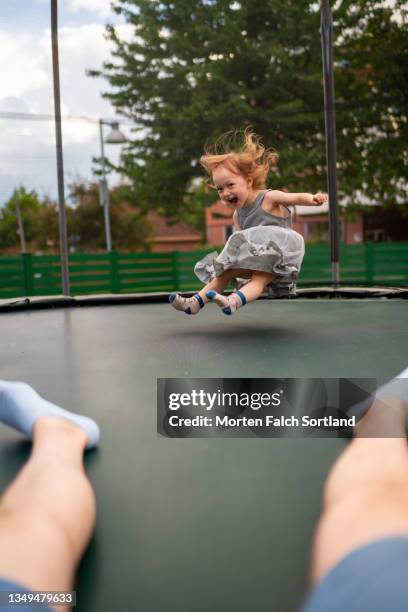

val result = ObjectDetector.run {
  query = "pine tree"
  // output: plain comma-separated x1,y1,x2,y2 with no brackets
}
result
89,0,407,217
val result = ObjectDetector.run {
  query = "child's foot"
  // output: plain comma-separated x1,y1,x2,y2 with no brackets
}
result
169,293,205,315
0,381,100,449
206,290,247,315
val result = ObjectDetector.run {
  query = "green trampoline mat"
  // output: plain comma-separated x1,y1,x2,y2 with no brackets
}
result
0,299,407,611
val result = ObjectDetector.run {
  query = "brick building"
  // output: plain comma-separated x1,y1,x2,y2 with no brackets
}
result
146,202,406,252
147,211,202,252
205,200,407,246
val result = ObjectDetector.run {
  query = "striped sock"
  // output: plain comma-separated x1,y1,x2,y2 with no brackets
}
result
169,293,205,315
206,290,247,315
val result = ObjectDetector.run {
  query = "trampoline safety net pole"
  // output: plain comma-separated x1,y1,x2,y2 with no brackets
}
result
51,0,70,295
320,0,340,287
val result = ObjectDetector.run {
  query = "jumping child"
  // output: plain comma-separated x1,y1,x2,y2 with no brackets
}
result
169,129,327,315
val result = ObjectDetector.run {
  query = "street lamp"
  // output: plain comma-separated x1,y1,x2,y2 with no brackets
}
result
98,120,126,252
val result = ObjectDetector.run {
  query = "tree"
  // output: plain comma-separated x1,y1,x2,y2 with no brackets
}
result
0,182,153,254
35,199,60,251
68,180,152,251
90,0,407,217
333,1,407,205
0,187,43,251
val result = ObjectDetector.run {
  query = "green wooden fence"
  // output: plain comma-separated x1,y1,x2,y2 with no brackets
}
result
0,243,407,299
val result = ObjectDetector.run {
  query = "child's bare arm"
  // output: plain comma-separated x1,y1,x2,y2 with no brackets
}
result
233,210,241,230
267,190,327,207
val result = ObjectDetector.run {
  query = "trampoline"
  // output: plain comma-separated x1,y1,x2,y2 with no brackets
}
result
0,291,407,612
1,1,406,609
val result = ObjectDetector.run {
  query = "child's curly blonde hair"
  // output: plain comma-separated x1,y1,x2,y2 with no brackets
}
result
200,128,278,190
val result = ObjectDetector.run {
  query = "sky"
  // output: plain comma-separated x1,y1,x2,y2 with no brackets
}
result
0,1,402,210
0,0,134,206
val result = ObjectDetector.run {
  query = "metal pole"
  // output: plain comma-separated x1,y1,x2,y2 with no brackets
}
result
15,200,27,253
51,0,70,295
99,119,112,252
320,0,340,287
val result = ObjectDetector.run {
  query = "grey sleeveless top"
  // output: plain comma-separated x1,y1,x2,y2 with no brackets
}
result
236,190,292,230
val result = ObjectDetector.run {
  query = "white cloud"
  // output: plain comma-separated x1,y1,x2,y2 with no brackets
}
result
33,23,133,118
63,0,115,18
0,20,134,204
0,32,49,99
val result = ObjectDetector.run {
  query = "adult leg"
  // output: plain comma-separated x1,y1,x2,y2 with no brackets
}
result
0,416,96,597
310,395,408,586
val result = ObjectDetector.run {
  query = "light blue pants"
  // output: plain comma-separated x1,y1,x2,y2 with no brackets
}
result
0,579,53,611
302,536,408,612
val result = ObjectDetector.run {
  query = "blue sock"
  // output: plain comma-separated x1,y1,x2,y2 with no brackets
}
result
0,381,100,449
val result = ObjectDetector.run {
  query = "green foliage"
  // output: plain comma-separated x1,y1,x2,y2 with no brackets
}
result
0,182,153,254
34,199,60,250
0,187,44,249
67,182,105,250
89,0,407,215
333,0,407,205
68,180,153,251
174,180,214,237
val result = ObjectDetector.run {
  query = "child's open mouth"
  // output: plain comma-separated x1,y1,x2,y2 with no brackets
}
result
227,197,239,206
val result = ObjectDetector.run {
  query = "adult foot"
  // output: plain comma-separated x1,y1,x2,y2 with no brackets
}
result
0,381,100,449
